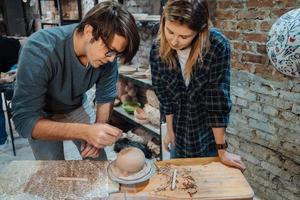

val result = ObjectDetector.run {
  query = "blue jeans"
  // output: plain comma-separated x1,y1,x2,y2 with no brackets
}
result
0,97,7,144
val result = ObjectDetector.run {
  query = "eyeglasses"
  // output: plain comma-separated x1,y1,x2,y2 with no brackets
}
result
105,48,123,58
101,36,123,59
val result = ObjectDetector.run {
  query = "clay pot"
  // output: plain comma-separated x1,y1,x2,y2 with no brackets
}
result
120,94,131,103
115,147,145,176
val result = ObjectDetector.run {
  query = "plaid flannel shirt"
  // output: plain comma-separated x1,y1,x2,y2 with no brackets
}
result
150,28,232,158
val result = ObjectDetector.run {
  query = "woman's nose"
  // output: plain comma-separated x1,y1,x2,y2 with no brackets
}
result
171,36,179,46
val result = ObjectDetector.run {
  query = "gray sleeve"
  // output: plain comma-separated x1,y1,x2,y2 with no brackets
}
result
95,60,118,104
12,45,50,139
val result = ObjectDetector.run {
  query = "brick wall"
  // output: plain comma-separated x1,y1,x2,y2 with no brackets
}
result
82,1,300,199
211,1,300,200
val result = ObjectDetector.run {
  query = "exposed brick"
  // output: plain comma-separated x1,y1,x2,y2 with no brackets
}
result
252,144,273,160
215,10,237,20
260,21,272,32
292,83,300,92
242,53,268,64
261,161,282,177
243,33,267,43
249,102,262,112
247,0,275,8
258,94,273,105
231,51,240,61
243,109,269,122
255,64,274,76
280,111,298,122
231,86,257,101
231,62,254,72
233,42,253,52
277,128,300,146
263,106,279,117
283,160,300,175
285,0,298,7
271,8,295,18
236,97,248,107
257,44,267,54
238,10,267,20
214,20,229,30
236,149,260,165
292,175,300,187
272,118,300,133
217,0,244,9
291,103,300,115
249,82,279,96
236,21,257,31
279,90,300,103
255,130,275,144
223,31,240,40
249,118,277,134
272,98,293,110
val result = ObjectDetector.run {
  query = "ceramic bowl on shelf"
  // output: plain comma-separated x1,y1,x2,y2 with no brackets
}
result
134,108,149,124
122,100,141,114
119,65,137,75
132,72,147,79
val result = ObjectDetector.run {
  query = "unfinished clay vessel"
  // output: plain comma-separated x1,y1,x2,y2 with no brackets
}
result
114,147,146,176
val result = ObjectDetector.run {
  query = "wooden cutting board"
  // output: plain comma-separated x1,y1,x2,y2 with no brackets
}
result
0,160,119,199
119,157,254,200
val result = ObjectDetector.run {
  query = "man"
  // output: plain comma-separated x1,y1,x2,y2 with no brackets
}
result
12,1,140,160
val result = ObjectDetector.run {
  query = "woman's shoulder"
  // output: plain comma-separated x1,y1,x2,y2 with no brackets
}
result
208,28,230,53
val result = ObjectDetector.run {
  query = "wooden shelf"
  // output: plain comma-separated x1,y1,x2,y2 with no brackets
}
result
119,73,153,89
133,14,160,22
113,105,160,137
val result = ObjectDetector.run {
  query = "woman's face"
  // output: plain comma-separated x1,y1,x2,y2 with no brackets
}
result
164,20,197,50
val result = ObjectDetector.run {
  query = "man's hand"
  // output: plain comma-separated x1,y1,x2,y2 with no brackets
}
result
218,150,246,172
80,141,101,158
163,130,175,152
85,123,122,148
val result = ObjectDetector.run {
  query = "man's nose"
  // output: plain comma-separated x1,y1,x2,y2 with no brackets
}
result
107,55,116,63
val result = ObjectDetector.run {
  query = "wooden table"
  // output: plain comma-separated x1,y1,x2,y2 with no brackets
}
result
0,158,254,199
113,157,254,200
0,160,119,199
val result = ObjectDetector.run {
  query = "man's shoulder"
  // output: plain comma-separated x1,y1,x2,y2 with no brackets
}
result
25,24,77,51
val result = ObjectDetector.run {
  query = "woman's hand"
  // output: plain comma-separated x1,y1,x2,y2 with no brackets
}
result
218,150,246,172
163,130,175,152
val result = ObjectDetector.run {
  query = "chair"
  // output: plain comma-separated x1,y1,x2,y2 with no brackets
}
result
2,85,16,156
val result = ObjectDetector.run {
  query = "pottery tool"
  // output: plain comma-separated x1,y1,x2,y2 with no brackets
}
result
56,177,88,182
171,169,177,190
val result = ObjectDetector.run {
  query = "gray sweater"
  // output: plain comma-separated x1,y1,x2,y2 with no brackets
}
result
12,24,118,138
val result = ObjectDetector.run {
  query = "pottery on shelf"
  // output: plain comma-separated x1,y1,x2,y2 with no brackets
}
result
134,108,149,124
132,72,147,79
119,65,137,75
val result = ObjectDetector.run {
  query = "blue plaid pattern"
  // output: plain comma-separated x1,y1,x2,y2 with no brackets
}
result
150,28,232,158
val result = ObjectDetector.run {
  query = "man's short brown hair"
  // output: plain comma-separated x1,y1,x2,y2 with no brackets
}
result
77,1,140,63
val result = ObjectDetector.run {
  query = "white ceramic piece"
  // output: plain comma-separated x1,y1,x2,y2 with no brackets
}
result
266,8,300,77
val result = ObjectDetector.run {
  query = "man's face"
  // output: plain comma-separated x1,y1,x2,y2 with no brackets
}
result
164,20,197,50
84,26,127,68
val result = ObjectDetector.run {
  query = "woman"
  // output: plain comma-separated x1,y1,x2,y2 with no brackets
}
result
150,0,245,171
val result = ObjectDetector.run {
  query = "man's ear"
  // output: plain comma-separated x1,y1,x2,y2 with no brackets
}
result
83,24,93,41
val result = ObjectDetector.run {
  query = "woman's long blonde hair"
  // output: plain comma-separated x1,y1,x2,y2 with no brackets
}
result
159,0,210,80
